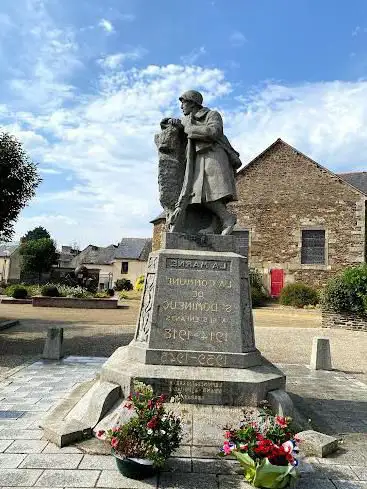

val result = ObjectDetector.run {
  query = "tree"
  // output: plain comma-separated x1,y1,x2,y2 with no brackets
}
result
21,226,50,242
0,132,41,242
19,237,58,282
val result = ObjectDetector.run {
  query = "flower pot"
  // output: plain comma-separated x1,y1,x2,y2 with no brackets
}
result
112,451,157,480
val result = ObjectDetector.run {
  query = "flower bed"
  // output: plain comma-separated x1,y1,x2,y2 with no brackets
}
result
322,309,367,332
32,296,118,309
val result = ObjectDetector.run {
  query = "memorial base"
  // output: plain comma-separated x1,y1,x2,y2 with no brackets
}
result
100,344,285,406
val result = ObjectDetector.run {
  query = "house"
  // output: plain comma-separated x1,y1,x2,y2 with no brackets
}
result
70,238,152,289
0,244,20,284
151,139,366,295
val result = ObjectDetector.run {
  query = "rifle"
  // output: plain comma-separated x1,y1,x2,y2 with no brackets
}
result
169,115,195,232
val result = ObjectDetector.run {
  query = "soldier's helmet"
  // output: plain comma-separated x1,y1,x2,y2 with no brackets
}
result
179,90,203,106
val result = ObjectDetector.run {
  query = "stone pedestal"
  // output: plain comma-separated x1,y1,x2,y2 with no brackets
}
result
101,234,285,405
42,233,289,447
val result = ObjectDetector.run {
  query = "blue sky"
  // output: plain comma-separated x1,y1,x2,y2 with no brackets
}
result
1,0,367,248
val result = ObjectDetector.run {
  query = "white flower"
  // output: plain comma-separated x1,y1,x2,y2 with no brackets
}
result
147,429,153,435
160,429,166,435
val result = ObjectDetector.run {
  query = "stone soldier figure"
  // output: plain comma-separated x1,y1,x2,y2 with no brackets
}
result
166,90,241,235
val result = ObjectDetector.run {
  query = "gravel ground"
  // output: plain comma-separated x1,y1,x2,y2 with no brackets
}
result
0,301,365,382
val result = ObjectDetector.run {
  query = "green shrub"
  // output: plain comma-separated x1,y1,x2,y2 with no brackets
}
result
6,285,28,299
119,291,129,300
41,285,60,297
25,284,42,297
249,269,269,308
95,290,109,298
114,278,133,291
251,286,268,307
280,283,318,308
323,265,367,315
135,275,145,292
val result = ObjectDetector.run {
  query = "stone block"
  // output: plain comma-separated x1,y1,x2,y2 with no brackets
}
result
218,475,253,488
0,468,43,486
159,473,217,489
19,453,83,469
297,430,339,457
266,389,294,417
310,337,332,370
35,468,100,487
5,439,48,453
42,327,64,360
97,470,158,488
0,453,26,468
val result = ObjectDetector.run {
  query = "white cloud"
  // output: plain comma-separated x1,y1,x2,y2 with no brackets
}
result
180,46,207,65
230,31,247,47
99,18,115,33
98,48,148,69
38,167,62,175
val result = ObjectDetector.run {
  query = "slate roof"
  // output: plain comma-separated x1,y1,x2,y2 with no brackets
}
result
338,172,367,195
0,243,19,257
70,238,152,267
115,238,152,260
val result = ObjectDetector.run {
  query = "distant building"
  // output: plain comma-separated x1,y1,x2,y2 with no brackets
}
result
0,244,20,284
70,238,152,289
151,139,367,295
56,246,80,268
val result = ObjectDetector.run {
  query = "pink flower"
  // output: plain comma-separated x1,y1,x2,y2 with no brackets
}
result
111,437,119,449
282,440,294,453
147,416,158,430
239,443,248,451
96,430,105,438
124,401,133,410
224,431,232,439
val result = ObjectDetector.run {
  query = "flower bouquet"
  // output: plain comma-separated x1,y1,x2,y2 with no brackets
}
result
97,382,182,480
219,404,300,488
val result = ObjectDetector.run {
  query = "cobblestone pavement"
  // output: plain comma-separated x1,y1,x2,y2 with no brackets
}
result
0,356,366,488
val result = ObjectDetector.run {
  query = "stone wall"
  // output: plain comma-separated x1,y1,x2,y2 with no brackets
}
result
322,309,367,331
232,140,366,289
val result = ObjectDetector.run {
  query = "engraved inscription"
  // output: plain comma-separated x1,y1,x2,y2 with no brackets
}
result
166,258,230,271
161,351,227,367
168,379,222,402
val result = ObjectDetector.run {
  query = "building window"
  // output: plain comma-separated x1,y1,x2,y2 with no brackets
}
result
301,230,325,264
121,262,129,274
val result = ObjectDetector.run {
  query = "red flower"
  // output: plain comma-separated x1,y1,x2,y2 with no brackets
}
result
147,416,158,430
148,400,154,409
96,430,105,438
124,401,133,410
275,416,288,428
224,431,232,439
111,437,119,449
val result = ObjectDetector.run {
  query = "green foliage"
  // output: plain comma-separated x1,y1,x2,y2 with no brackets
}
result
280,283,318,308
19,237,58,281
21,226,50,242
0,132,41,241
323,265,367,315
135,274,145,292
249,269,269,308
114,278,133,291
41,285,60,297
95,290,110,298
5,284,28,299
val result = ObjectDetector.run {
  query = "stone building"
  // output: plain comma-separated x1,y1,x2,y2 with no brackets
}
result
0,244,20,284
151,139,366,295
70,238,152,289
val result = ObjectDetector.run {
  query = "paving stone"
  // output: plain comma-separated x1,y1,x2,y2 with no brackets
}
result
0,429,43,439
0,439,14,452
351,467,367,480
0,468,43,486
19,452,83,468
35,469,100,487
97,470,158,488
0,453,27,468
294,480,337,488
5,439,48,453
192,457,241,474
42,441,82,453
163,457,192,473
158,473,216,489
218,475,252,488
333,482,367,488
297,430,339,457
318,451,367,466
311,464,358,480
79,454,117,470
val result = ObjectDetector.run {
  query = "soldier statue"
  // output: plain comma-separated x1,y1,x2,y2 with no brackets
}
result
155,90,242,236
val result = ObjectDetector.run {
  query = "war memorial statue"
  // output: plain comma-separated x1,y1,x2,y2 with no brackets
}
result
41,90,292,451
156,90,241,236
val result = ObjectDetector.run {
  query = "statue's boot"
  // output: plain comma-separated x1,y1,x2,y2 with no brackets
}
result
221,215,237,236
